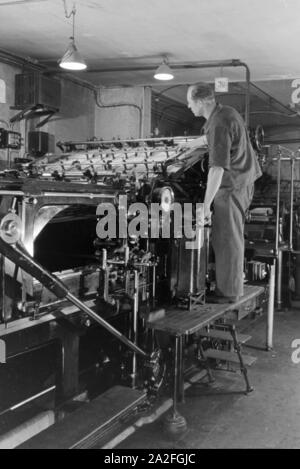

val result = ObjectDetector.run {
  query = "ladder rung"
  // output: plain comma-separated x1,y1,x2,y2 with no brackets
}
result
203,349,257,366
199,329,251,344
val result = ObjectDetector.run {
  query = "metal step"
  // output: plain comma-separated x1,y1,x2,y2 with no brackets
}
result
199,329,252,344
203,348,257,366
17,385,147,449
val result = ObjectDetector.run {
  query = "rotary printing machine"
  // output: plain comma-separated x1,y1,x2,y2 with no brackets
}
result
0,136,212,439
0,136,265,446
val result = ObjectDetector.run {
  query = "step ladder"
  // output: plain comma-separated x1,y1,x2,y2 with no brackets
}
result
197,324,256,394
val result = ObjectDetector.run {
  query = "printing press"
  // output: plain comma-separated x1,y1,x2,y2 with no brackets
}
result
0,136,212,429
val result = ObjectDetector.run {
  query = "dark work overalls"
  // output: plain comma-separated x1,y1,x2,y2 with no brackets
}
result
203,104,262,298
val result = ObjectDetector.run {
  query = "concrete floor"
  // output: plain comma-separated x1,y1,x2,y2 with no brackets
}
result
112,308,300,449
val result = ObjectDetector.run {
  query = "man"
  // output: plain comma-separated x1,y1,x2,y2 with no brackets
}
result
185,82,262,303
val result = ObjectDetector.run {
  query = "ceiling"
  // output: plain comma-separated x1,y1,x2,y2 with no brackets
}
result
1,0,300,139
0,0,299,88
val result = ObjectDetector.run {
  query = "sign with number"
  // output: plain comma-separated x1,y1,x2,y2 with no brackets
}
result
215,77,229,93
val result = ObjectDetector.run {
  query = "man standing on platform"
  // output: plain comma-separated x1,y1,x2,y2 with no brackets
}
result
184,82,262,303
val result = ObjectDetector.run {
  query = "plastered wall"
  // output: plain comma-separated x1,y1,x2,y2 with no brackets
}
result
0,61,96,166
94,86,151,140
0,62,22,169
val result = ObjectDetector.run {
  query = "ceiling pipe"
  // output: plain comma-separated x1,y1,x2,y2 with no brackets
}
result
0,48,95,91
0,50,250,125
0,47,44,72
85,59,251,126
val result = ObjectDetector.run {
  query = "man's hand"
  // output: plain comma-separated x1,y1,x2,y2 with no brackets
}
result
196,204,211,226
203,204,212,225
177,135,208,152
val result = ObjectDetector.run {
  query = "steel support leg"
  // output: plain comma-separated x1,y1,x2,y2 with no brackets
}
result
163,335,187,435
267,261,276,351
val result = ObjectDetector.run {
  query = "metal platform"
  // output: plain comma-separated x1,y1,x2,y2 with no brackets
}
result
17,386,147,449
147,284,265,433
147,285,265,336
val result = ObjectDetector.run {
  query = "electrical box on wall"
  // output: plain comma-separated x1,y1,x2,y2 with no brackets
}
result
28,131,55,157
14,73,61,110
0,128,22,149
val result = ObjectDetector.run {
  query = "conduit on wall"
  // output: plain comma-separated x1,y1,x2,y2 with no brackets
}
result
88,59,251,127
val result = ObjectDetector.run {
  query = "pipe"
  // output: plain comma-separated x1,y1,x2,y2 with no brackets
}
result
289,156,295,251
87,59,245,74
275,148,282,257
272,156,300,161
86,59,251,127
277,246,283,309
0,49,250,118
131,269,139,388
0,48,95,93
58,136,198,145
267,262,276,350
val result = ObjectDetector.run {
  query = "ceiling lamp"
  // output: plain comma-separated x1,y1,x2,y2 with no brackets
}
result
59,3,87,71
154,59,174,81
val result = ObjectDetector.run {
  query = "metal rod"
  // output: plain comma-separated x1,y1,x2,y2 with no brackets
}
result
0,239,147,358
267,261,276,350
152,264,156,310
289,156,295,251
42,192,116,199
66,291,147,357
173,336,179,416
0,191,116,199
87,58,246,73
276,249,283,309
189,247,195,311
0,256,4,324
178,336,184,403
239,61,250,127
0,191,25,196
275,149,282,257
131,270,139,388
272,157,300,161
58,136,200,146
10,386,56,411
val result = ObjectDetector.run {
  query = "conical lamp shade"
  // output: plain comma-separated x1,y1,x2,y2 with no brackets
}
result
154,61,174,80
59,37,87,71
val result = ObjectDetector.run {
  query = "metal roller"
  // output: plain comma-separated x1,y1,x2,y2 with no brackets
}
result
0,213,22,244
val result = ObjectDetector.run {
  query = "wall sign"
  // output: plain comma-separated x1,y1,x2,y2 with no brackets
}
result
215,77,229,93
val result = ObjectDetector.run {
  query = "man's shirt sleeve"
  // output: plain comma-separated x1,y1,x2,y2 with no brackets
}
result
207,125,231,170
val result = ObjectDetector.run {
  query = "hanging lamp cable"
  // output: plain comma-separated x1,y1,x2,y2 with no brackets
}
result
62,0,76,19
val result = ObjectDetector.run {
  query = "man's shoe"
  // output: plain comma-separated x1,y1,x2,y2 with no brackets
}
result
206,294,240,304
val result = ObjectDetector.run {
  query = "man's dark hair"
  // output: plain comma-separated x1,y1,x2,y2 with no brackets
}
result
190,82,215,101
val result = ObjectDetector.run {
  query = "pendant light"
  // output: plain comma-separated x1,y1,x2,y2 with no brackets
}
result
59,3,87,71
154,58,174,81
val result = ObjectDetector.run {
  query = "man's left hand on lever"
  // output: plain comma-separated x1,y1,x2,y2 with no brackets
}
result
196,204,211,227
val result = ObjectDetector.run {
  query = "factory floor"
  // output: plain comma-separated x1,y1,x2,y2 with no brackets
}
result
106,308,300,449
